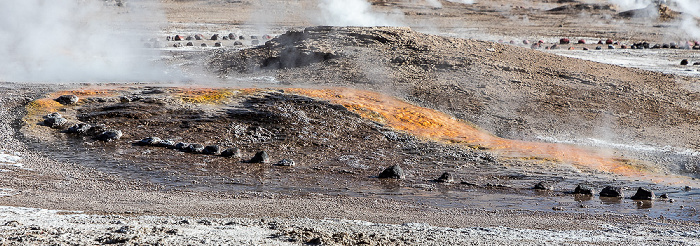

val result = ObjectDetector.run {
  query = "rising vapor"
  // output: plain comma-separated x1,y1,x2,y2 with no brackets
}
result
0,0,171,83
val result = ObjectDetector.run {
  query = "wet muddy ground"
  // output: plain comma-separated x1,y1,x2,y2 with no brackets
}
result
18,86,700,222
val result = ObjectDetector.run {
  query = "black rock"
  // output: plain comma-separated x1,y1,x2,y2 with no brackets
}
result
435,172,454,183
87,124,106,135
662,43,670,48
684,186,692,191
221,147,242,158
378,165,405,179
214,42,222,47
55,95,79,105
210,34,219,40
186,42,193,46
65,123,92,134
595,46,602,50
533,181,554,190
185,36,194,41
250,35,258,39
233,41,243,46
681,59,689,65
228,33,236,40
202,145,221,155
573,184,594,195
249,151,269,163
174,142,188,150
136,137,161,146
631,187,655,200
155,139,176,148
599,186,623,198
222,36,229,40
200,43,207,47
238,35,245,40
96,130,122,142
659,193,669,199
694,62,700,66
44,116,67,128
275,159,295,166
608,45,615,49
186,144,205,153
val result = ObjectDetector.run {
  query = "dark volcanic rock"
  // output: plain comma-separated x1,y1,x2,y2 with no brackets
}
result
600,186,623,198
221,147,242,158
65,123,92,134
435,172,454,183
43,113,68,128
249,151,269,163
378,165,405,179
55,95,79,105
573,184,594,195
155,139,176,148
681,59,689,65
96,130,122,142
136,137,162,146
174,142,189,150
533,181,554,190
203,145,221,155
186,144,205,153
275,159,295,166
211,34,219,40
631,187,655,200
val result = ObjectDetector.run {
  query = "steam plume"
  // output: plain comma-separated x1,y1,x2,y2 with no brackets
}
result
0,0,171,83
316,0,403,26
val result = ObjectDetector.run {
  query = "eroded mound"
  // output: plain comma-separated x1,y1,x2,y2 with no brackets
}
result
210,26,700,176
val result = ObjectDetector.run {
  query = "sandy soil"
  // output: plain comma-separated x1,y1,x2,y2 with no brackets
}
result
2,0,700,245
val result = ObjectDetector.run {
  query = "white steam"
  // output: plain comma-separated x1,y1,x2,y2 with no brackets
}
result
0,0,171,83
446,0,475,4
316,0,403,26
607,0,653,11
673,0,700,40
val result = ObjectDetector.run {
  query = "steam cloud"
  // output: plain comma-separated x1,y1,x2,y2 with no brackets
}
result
0,0,170,83
316,0,403,26
607,0,700,40
607,0,653,11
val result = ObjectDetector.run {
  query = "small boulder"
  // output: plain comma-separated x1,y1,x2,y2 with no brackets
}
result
65,123,92,134
202,145,221,155
659,193,669,199
136,137,161,146
249,151,269,163
681,59,689,65
608,45,615,49
155,139,176,148
186,144,205,153
221,147,242,158
233,41,243,46
228,33,236,40
559,38,570,44
275,159,295,166
194,34,204,40
573,184,594,195
185,36,194,41
44,115,68,128
684,186,692,191
174,142,189,150
214,42,222,47
96,130,122,142
173,35,184,41
577,39,586,44
605,39,613,44
630,187,654,200
378,165,405,179
239,35,245,40
599,186,623,198
435,172,454,183
250,35,258,39
595,46,602,50
533,181,554,190
186,42,193,46
200,43,208,47
55,95,79,105
210,34,219,40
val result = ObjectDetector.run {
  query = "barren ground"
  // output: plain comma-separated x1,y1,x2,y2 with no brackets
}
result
2,0,700,245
